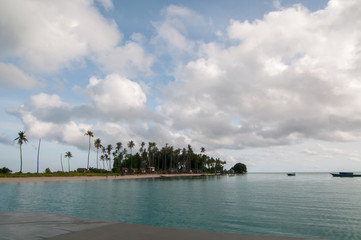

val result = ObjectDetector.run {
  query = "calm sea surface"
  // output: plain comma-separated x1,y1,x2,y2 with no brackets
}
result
1,173,361,239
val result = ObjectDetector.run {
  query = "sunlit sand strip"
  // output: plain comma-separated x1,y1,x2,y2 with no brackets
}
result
0,174,206,183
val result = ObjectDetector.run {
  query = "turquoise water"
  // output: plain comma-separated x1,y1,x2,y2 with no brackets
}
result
1,173,361,239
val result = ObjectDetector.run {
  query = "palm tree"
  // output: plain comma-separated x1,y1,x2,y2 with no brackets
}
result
65,151,73,172
101,146,106,169
139,142,146,168
106,144,113,170
36,138,41,173
149,142,157,167
100,155,105,170
14,131,28,173
94,138,102,169
127,140,135,168
85,130,94,169
169,146,174,169
174,148,181,170
113,142,123,169
200,147,205,171
187,144,193,170
60,153,64,172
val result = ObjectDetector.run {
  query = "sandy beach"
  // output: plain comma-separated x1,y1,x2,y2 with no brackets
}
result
0,173,205,183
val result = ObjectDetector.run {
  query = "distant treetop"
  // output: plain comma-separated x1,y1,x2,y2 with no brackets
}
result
231,162,247,174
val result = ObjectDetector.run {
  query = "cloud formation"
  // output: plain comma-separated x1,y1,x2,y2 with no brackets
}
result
0,0,152,78
85,74,147,119
159,0,361,149
0,63,39,89
4,0,361,155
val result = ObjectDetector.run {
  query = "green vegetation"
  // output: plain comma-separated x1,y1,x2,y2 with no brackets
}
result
107,142,227,174
231,162,247,174
3,130,231,176
0,167,12,174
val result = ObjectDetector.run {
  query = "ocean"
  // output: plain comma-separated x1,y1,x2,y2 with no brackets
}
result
1,173,361,239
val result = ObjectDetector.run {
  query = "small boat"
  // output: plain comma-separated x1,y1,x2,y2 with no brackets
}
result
287,173,296,176
331,172,361,177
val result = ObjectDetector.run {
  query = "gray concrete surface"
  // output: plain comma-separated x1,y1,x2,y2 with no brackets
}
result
0,212,112,240
0,212,328,240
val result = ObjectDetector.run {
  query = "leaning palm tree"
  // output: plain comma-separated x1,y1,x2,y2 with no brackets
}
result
14,131,28,173
85,130,94,169
127,140,135,168
94,138,102,169
65,151,73,172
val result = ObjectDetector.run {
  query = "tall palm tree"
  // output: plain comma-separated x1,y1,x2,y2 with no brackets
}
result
14,131,28,173
139,142,146,168
169,146,174,169
113,142,123,169
85,130,94,169
106,144,113,170
60,153,64,172
94,138,102,169
174,148,181,170
36,138,41,173
101,146,106,169
65,151,73,172
127,140,135,168
187,144,193,170
200,147,205,171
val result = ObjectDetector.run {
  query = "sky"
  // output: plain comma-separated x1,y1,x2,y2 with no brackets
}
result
1,0,361,173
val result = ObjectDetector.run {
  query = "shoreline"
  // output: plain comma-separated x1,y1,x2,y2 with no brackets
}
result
0,173,207,183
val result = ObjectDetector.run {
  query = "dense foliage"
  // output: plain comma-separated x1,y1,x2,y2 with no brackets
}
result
231,163,247,174
104,142,226,173
0,167,12,174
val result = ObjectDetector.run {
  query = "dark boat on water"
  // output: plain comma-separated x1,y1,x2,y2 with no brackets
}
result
331,172,361,177
287,173,296,176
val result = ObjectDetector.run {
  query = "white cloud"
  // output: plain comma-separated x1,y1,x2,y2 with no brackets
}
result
0,0,122,73
0,0,152,77
85,74,147,117
159,0,361,149
97,42,153,77
151,5,206,58
95,0,114,10
0,62,39,89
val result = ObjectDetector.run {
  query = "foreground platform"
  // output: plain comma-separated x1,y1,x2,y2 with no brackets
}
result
0,212,327,240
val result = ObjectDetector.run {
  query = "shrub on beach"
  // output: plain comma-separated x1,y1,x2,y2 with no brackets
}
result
0,167,12,174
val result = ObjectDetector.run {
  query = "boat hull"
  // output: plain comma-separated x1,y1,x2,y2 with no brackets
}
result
331,173,361,177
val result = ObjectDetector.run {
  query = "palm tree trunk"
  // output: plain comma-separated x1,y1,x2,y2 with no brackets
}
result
60,153,64,172
96,149,99,169
68,158,70,172
37,138,41,173
87,137,90,169
19,144,22,173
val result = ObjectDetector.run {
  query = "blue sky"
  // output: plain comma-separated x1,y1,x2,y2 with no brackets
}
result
2,0,361,173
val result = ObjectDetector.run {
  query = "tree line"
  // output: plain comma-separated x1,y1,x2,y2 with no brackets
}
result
13,130,227,173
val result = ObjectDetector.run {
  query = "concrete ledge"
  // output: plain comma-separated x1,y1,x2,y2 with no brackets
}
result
0,212,328,240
